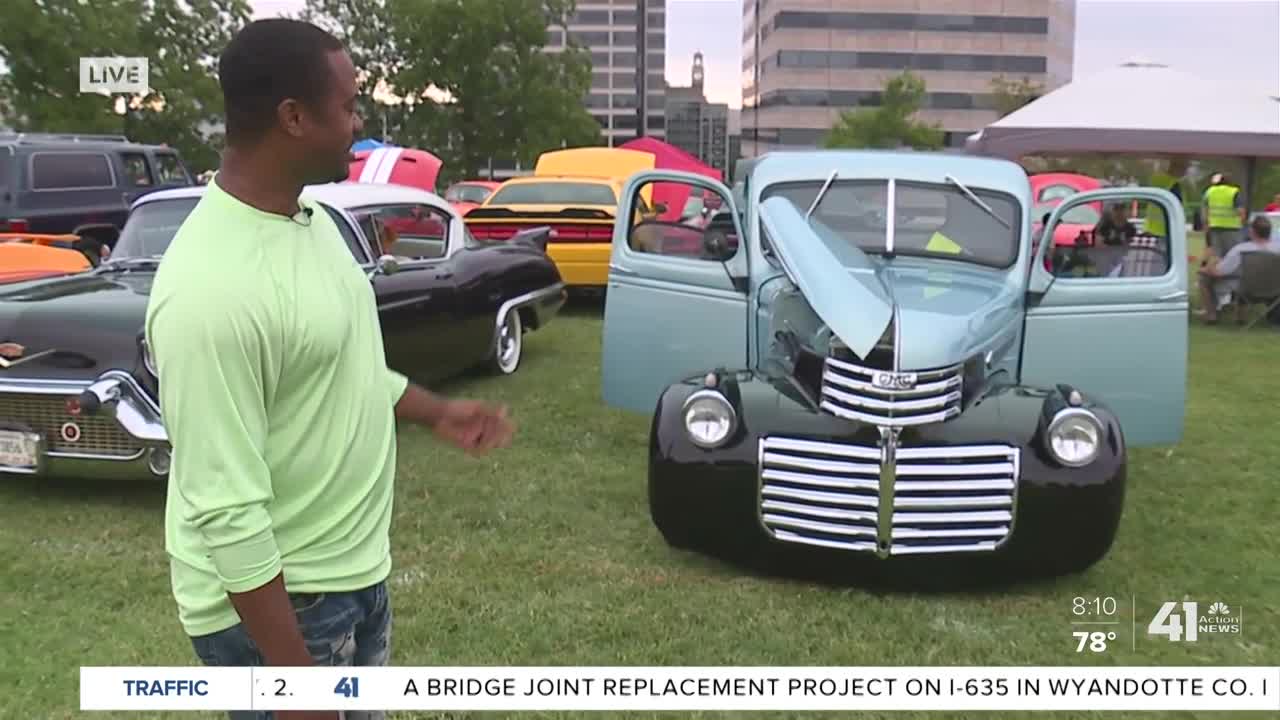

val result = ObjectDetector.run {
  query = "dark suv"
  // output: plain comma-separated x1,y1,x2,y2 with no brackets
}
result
0,132,194,257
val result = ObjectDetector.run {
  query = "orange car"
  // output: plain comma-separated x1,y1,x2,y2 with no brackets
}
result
0,233,99,284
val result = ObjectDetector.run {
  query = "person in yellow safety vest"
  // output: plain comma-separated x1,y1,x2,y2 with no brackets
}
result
1202,172,1246,260
1144,158,1187,238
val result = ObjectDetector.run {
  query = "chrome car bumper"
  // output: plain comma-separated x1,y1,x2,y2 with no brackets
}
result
0,370,171,480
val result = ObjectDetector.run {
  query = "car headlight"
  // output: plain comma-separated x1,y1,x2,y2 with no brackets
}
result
1046,407,1103,467
682,389,736,448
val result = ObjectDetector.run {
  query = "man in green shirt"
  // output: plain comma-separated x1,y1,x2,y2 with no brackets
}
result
145,19,514,720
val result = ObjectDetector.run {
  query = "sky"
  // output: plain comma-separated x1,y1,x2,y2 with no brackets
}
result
251,0,1280,110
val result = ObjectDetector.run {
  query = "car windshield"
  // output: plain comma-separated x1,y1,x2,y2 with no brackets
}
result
486,181,616,206
112,197,199,259
763,179,1021,268
446,184,493,204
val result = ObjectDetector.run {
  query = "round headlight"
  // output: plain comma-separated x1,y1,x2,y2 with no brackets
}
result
682,389,736,448
1046,407,1103,467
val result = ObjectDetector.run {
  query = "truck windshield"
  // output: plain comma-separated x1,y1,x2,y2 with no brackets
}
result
763,179,1021,268
112,197,199,259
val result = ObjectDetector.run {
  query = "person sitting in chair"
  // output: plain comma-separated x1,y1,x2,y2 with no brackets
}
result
1197,215,1280,323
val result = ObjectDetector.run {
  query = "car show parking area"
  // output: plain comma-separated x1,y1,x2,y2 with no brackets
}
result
0,300,1275,720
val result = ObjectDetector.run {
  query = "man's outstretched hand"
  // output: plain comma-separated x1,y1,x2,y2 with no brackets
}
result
430,399,515,455
392,380,516,455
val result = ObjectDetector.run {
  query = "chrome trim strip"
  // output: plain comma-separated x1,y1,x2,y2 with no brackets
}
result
761,469,880,491
822,385,962,412
876,426,898,558
895,479,1015,492
763,514,878,537
762,451,880,475
893,526,1009,539
762,486,879,508
885,178,896,257
896,445,1019,459
895,495,1014,509
762,500,878,522
821,369,961,396
825,355,964,380
819,400,961,426
492,282,566,346
48,448,146,461
895,461,1016,476
773,529,878,552
891,542,1000,555
761,436,880,459
893,510,1013,523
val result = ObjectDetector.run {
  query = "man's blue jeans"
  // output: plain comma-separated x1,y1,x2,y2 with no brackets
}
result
189,581,392,720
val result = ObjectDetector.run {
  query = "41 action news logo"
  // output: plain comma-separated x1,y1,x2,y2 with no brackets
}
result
1147,601,1241,642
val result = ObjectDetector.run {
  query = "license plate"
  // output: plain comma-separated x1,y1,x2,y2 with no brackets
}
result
0,429,40,470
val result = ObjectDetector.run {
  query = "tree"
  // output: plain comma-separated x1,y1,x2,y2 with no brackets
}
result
822,72,943,150
0,0,252,173
990,75,1044,117
302,0,602,179
390,0,601,178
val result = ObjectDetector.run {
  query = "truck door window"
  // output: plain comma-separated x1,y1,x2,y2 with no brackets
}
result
121,153,153,187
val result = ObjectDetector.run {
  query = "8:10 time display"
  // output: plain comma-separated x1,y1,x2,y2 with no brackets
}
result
1073,596,1118,616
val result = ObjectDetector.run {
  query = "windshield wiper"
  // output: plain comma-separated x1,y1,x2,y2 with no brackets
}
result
945,174,1011,229
806,170,838,220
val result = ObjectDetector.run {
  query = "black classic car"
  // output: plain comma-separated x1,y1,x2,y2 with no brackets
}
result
0,182,565,481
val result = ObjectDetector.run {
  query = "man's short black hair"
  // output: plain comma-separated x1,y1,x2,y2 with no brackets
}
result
218,19,346,144
1251,214,1272,239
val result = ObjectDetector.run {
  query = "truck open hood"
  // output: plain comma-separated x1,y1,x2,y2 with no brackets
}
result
758,196,1019,370
759,196,893,361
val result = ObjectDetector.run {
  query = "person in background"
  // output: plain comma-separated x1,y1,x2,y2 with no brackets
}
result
1094,203,1137,246
1202,172,1246,260
145,18,514,720
1144,158,1186,239
1265,193,1280,212
1197,214,1280,323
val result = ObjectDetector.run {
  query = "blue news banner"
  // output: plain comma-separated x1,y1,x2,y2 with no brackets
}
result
81,666,1280,712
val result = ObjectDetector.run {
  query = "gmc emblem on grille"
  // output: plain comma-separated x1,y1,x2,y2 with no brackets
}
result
873,371,918,390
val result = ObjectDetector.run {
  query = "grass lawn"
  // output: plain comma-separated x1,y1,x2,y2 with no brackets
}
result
1,298,1276,720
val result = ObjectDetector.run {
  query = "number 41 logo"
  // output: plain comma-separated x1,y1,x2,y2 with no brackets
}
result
1148,601,1198,642
335,676,361,698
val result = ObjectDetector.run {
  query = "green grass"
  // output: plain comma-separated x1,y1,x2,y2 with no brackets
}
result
1,300,1276,720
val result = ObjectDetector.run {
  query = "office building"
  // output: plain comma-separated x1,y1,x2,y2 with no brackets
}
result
741,0,1077,155
545,0,668,146
665,52,735,178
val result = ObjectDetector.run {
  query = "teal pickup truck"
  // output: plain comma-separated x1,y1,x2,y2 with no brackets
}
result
599,149,1188,582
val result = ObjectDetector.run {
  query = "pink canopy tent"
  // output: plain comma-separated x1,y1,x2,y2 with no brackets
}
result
621,137,723,222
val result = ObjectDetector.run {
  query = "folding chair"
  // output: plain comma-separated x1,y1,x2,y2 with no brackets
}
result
1234,251,1280,329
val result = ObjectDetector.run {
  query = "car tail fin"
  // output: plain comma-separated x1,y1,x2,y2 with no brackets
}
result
509,225,553,253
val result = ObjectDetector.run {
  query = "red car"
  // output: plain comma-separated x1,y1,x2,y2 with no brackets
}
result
1030,172,1102,209
348,147,443,193
444,180,502,217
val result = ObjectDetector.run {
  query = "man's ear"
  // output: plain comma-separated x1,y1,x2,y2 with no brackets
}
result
277,98,306,138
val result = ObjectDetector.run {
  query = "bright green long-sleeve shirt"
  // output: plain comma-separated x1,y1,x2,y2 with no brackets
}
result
145,179,408,637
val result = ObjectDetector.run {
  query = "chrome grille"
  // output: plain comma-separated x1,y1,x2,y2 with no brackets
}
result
820,356,963,426
758,436,1018,556
0,392,143,457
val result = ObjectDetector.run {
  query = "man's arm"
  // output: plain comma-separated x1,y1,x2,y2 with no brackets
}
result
149,294,311,666
384,368,513,454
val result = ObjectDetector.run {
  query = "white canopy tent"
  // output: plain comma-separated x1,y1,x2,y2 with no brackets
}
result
966,60,1280,203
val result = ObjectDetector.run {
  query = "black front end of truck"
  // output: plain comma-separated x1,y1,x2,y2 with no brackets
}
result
646,359,1127,585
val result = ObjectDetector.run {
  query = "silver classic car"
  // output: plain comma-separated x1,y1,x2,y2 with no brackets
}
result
600,150,1189,580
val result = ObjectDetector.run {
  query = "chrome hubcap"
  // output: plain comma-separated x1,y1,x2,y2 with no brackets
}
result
499,316,518,365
